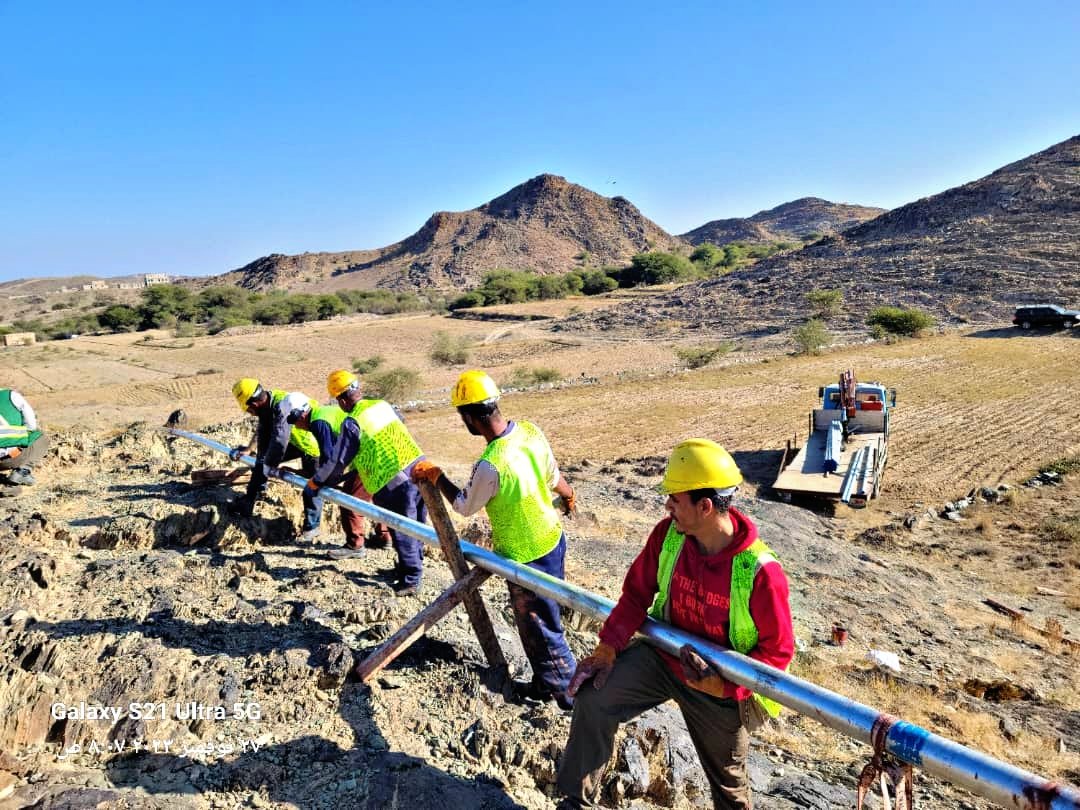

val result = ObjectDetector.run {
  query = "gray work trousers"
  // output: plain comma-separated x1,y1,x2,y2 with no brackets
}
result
0,433,48,471
557,642,753,809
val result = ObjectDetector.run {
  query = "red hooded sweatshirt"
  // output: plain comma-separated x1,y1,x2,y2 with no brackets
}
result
598,508,794,700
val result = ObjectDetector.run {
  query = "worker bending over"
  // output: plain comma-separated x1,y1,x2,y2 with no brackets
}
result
228,379,324,541
412,370,577,710
317,370,427,595
285,398,374,552
557,439,794,810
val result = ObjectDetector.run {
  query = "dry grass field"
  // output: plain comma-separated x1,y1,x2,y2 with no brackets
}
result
3,305,1077,514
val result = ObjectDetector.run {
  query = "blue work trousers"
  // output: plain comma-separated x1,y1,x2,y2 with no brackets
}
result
248,445,323,531
509,533,577,696
373,475,427,589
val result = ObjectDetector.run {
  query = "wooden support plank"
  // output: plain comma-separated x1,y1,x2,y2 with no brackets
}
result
355,566,492,683
417,479,509,676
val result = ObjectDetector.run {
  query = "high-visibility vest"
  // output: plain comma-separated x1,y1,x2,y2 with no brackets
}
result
309,402,346,437
648,522,785,718
0,390,42,449
478,421,563,563
269,390,320,458
346,399,422,495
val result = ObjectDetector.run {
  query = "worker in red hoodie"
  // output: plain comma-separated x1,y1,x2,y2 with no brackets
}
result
557,439,794,810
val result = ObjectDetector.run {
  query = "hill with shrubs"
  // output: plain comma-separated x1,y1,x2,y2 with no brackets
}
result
680,197,885,245
560,134,1080,339
214,174,684,293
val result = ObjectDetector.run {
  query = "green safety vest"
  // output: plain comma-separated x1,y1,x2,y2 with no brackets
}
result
0,390,42,449
310,402,346,436
269,389,320,458
479,421,562,563
648,522,785,718
347,399,423,495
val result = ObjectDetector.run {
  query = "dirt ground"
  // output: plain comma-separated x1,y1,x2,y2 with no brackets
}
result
0,298,1077,809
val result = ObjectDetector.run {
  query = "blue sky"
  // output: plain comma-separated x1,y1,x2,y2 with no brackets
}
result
2,1,1078,282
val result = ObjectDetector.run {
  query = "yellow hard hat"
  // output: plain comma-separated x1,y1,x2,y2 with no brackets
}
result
232,378,263,411
451,370,501,408
660,438,743,494
327,369,359,399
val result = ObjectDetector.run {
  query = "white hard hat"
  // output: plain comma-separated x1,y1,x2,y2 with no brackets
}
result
281,392,311,414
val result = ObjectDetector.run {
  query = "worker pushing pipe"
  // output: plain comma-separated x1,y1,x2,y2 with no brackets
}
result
170,425,1080,810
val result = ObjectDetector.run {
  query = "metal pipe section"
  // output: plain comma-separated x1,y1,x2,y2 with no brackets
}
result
170,429,1080,810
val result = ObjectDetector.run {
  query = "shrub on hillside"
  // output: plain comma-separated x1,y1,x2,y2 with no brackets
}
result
430,331,471,366
806,288,844,321
690,243,724,272
674,343,734,369
506,366,561,388
352,355,384,374
449,292,486,310
793,319,830,355
365,367,420,403
866,306,935,336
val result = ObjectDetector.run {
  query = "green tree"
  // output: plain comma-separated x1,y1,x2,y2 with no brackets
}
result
792,319,830,355
449,292,486,310
316,294,347,319
197,286,249,314
690,243,723,270
806,288,844,321
626,252,694,285
866,306,935,336
100,304,141,332
139,284,196,328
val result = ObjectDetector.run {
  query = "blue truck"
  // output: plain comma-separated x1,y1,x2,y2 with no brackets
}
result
772,370,897,508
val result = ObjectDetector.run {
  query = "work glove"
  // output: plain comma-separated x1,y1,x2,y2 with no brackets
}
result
304,479,321,496
679,644,728,698
567,641,617,696
560,486,577,516
411,460,443,485
228,446,245,462
0,447,20,460
265,467,285,480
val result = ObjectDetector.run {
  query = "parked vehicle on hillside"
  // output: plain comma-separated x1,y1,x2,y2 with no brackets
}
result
1012,304,1080,329
773,370,896,508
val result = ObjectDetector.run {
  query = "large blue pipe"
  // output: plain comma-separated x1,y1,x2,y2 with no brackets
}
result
170,429,1080,810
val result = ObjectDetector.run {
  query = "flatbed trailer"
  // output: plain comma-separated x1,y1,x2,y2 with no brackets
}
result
772,373,895,508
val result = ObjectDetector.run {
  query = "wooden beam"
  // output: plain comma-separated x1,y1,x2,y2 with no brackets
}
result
418,479,509,676
355,566,492,683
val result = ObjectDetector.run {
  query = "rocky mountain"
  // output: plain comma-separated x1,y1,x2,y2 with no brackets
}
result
575,135,1080,334
217,175,684,293
680,198,885,246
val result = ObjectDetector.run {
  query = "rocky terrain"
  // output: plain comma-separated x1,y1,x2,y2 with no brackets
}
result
0,401,1076,808
573,135,1080,337
215,175,684,293
679,198,885,246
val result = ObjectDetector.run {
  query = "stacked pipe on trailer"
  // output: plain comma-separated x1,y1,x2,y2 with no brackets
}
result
824,419,843,473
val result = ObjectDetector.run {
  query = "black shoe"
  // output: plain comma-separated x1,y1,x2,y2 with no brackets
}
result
392,582,418,597
227,497,254,518
514,680,574,712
